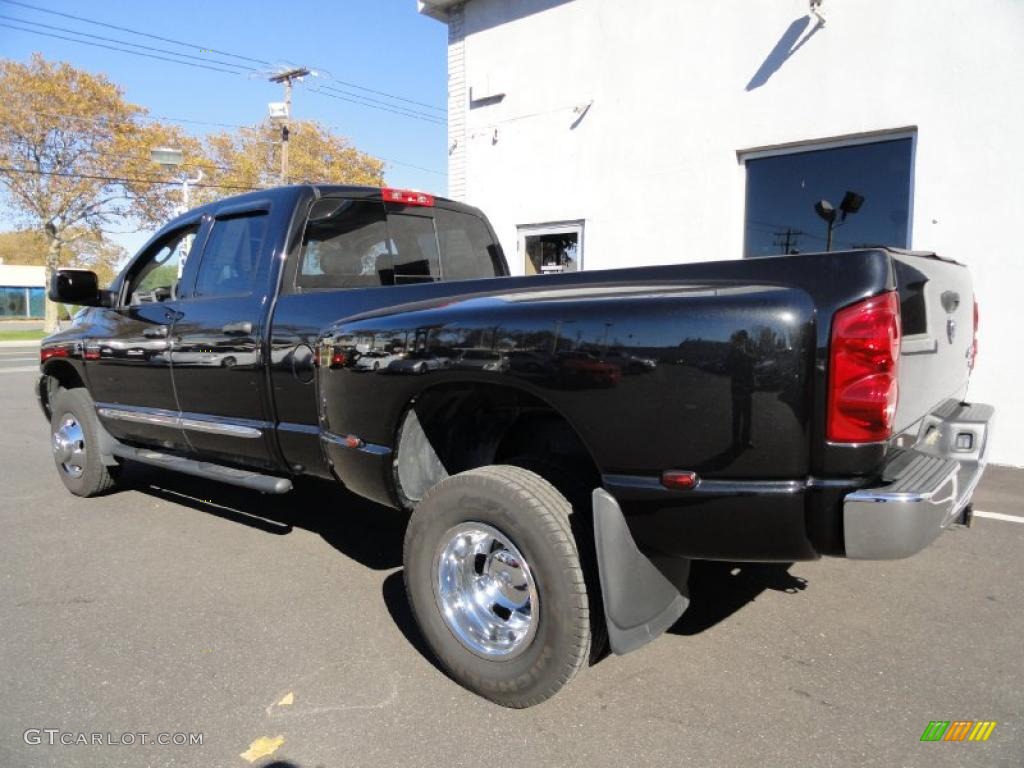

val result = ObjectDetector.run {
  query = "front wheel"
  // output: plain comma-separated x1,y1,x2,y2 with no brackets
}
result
50,387,119,497
403,465,593,708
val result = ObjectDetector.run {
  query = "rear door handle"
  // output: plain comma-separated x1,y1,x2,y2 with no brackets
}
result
143,326,169,338
222,321,254,336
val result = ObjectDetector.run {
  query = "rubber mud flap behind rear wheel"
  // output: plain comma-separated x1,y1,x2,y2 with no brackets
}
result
592,488,689,654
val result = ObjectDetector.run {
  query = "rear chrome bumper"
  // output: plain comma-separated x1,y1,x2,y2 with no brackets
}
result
843,402,993,559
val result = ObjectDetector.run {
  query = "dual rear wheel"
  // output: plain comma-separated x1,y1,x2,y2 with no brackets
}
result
403,464,601,708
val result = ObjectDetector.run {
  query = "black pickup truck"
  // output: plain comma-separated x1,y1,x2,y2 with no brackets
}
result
40,185,992,707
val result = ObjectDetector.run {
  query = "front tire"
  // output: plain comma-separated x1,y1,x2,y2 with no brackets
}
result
50,387,119,497
403,465,592,708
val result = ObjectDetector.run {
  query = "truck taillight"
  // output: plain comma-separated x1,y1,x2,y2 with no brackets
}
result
381,187,434,207
970,298,979,371
827,291,901,443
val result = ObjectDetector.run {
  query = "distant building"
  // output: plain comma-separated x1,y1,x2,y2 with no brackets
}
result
0,264,45,318
419,0,1023,466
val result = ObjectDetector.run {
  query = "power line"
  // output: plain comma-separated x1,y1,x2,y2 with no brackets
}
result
1,0,446,112
0,14,256,72
5,18,447,125
375,157,445,176
0,165,261,190
316,84,446,123
0,139,241,174
0,21,246,75
0,0,270,66
326,78,446,113
310,87,445,125
30,110,249,131
771,227,803,254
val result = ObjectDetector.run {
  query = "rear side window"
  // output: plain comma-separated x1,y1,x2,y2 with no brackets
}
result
387,213,440,284
298,200,391,289
433,208,504,279
291,199,503,291
193,215,268,298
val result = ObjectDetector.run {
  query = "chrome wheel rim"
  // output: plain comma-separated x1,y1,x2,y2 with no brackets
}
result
52,413,86,479
433,522,539,659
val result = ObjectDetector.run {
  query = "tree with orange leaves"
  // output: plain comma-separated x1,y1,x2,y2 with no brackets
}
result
0,54,203,329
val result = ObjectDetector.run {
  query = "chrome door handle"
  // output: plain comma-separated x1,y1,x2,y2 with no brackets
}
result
143,326,169,338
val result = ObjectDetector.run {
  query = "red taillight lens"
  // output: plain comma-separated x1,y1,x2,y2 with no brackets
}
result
330,350,347,368
40,346,69,363
381,187,434,207
970,298,979,371
827,291,900,443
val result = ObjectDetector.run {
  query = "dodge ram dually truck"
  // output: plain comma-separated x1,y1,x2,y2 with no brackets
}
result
39,185,992,707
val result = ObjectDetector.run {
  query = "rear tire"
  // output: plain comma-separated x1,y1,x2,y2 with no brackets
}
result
50,387,119,497
403,465,592,707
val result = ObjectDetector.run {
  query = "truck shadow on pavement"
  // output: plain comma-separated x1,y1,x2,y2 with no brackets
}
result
119,462,809,667
669,561,808,636
119,462,408,571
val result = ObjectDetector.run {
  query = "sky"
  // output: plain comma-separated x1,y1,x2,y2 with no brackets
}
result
0,0,449,255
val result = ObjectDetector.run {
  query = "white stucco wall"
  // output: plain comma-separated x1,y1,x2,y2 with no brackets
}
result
432,0,1024,466
0,264,45,288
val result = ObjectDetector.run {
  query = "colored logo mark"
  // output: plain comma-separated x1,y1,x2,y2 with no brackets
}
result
920,721,997,742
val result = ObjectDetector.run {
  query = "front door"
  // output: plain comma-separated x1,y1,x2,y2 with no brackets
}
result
86,223,200,452
170,209,277,469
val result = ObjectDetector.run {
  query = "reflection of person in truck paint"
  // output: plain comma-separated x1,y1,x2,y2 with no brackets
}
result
727,330,756,448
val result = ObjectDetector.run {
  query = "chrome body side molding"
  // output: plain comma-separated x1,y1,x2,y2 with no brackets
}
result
96,403,264,439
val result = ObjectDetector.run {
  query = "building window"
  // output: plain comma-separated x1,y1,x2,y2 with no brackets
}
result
519,221,584,275
743,136,913,257
0,286,29,317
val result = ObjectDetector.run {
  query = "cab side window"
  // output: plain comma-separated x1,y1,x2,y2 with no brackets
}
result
126,225,199,305
433,208,505,279
297,200,392,290
192,214,268,298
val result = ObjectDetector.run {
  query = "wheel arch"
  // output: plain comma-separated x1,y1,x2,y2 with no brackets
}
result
391,379,602,509
38,359,87,420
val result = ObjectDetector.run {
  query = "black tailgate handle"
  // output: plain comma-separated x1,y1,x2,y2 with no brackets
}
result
222,321,254,336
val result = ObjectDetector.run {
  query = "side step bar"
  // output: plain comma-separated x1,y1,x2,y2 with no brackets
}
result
110,444,293,494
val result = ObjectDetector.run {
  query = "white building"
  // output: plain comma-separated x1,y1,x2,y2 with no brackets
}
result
0,263,45,318
419,0,1024,467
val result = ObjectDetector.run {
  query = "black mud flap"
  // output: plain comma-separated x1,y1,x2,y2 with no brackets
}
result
592,488,689,655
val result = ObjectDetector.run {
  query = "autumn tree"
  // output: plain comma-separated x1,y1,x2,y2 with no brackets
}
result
0,228,124,287
0,54,204,330
203,119,385,195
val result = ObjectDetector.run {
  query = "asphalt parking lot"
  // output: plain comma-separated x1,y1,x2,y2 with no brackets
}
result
2,347,1022,768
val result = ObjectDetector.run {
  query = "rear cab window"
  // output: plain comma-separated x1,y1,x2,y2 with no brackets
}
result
291,194,505,292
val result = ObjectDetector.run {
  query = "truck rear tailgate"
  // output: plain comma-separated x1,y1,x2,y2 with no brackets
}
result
891,250,977,434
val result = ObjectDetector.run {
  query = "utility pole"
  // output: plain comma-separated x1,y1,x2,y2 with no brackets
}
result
772,228,803,254
269,67,310,184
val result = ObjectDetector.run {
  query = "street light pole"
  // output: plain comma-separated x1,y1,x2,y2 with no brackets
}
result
269,67,310,184
180,169,203,213
814,191,865,252
151,147,204,277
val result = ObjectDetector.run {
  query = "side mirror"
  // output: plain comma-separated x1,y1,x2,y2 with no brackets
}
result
49,269,109,307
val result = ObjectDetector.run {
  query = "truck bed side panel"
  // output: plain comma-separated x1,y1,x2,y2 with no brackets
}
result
319,283,815,480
